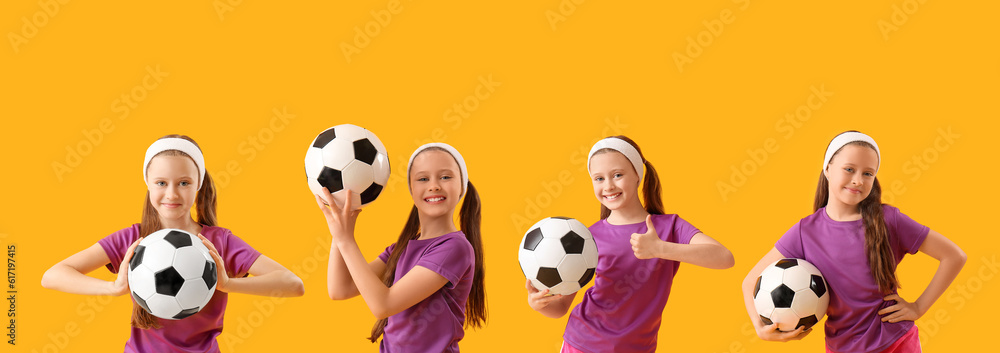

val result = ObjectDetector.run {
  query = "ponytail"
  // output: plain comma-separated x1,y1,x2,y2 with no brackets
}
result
814,141,898,293
598,136,664,220
133,134,218,329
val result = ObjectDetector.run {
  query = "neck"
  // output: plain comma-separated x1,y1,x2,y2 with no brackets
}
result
417,211,459,240
824,199,861,221
606,198,649,225
160,216,200,232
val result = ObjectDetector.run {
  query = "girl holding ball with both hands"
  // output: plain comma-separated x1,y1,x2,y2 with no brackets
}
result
741,131,966,353
527,136,735,353
318,143,487,352
41,134,305,353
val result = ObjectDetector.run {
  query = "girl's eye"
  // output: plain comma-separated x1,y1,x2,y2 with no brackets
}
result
156,181,166,186
614,173,623,178
844,167,854,173
864,172,874,177
441,175,452,180
180,181,190,186
417,177,428,182
594,177,604,182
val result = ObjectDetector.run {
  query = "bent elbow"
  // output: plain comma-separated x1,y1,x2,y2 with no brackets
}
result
720,250,736,270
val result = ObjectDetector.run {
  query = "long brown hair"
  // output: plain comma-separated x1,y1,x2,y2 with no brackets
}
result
368,149,487,343
814,138,897,293
592,136,664,220
133,134,219,329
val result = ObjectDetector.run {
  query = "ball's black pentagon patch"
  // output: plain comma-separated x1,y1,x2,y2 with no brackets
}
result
523,228,543,251
797,314,819,331
760,315,773,326
154,267,185,296
536,267,562,288
130,245,146,271
754,276,762,298
360,183,383,205
317,167,344,192
163,231,193,248
132,291,151,314
578,268,595,287
173,307,200,320
771,284,795,308
312,129,337,148
561,231,585,254
810,274,827,298
203,261,218,289
775,258,798,269
353,139,378,165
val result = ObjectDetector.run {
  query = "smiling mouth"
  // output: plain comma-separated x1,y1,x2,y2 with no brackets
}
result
424,196,446,203
603,192,622,201
845,188,861,194
162,203,182,208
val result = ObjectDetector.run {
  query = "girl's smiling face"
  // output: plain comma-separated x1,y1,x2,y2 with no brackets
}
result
824,143,879,208
589,151,641,211
146,154,200,223
409,149,463,219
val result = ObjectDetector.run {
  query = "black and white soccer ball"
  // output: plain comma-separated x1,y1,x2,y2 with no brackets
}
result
753,258,830,331
518,217,598,295
128,229,218,320
305,124,390,210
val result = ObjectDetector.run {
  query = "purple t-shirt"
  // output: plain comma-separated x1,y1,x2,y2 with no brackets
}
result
376,231,475,353
775,205,929,353
563,214,700,353
99,224,261,353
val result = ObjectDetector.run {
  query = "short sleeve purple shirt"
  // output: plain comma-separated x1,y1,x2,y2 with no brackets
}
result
775,205,929,353
563,214,700,353
376,231,475,353
99,224,261,353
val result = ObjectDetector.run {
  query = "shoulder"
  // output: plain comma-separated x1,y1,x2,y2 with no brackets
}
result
101,223,142,243
430,232,473,253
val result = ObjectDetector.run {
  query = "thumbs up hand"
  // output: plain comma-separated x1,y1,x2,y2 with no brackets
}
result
630,215,663,260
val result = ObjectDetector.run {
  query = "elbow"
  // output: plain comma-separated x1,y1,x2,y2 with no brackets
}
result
290,277,305,297
720,250,736,270
328,288,350,301
370,306,391,320
40,266,58,290
955,247,968,268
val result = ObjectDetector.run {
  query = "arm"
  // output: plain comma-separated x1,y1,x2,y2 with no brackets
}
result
630,215,735,269
741,247,811,342
316,189,450,319
41,241,139,296
199,235,305,297
337,236,449,319
327,237,387,300
525,279,577,318
878,229,966,322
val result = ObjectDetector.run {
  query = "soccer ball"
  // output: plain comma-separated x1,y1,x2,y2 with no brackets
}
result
753,258,830,331
518,217,599,296
128,229,218,320
305,124,390,210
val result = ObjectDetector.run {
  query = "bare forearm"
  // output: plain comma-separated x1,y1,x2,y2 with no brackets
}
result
915,253,966,314
327,241,360,300
537,296,574,318
659,242,735,269
41,265,119,296
225,270,304,297
336,238,391,316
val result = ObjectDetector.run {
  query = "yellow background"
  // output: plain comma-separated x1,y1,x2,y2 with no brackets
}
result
2,0,998,352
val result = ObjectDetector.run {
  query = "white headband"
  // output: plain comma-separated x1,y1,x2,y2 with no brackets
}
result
407,143,469,197
143,138,207,189
587,137,644,183
822,131,881,174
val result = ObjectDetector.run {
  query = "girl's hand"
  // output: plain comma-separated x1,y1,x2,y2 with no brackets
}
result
315,187,362,243
879,294,923,323
198,234,231,293
755,322,811,342
110,240,141,296
630,215,663,260
526,279,564,312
